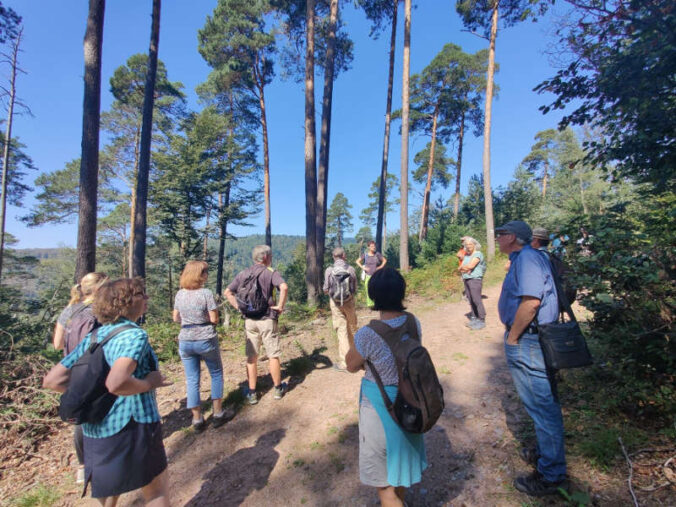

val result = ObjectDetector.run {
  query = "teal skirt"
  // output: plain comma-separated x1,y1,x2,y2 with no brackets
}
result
360,378,427,487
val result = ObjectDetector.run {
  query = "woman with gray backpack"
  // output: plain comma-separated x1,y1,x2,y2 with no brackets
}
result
52,271,107,484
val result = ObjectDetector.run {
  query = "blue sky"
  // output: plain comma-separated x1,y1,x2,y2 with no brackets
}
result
4,0,569,249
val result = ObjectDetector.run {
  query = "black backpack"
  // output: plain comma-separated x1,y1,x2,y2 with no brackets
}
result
328,264,353,305
235,265,269,319
366,313,444,433
548,252,577,304
59,324,135,425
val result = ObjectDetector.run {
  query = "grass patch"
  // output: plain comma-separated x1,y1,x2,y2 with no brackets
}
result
438,366,451,375
12,483,60,507
310,441,323,450
452,352,468,363
293,458,306,468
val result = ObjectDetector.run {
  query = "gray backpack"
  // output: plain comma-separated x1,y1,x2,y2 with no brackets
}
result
328,264,352,305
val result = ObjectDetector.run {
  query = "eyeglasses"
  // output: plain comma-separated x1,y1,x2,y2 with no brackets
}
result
495,232,512,239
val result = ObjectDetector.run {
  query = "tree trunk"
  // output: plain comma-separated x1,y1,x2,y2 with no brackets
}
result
383,213,387,252
481,3,498,260
128,125,140,277
216,187,230,298
167,259,172,310
316,0,339,293
375,0,397,254
132,0,161,280
203,204,210,261
0,28,21,283
399,0,411,272
419,107,438,242
254,56,272,248
542,161,548,198
304,0,319,305
453,110,465,219
75,0,105,282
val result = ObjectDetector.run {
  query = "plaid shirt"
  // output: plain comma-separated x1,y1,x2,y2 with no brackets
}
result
61,318,161,438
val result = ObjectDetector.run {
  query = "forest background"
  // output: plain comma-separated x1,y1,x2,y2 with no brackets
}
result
0,0,673,503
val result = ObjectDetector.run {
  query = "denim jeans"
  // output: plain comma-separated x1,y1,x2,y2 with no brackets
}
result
179,338,224,409
504,332,567,482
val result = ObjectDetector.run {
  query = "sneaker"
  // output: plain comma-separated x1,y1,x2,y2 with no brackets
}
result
465,319,485,330
333,363,348,373
273,382,287,400
464,312,477,321
246,390,258,405
514,471,568,497
212,408,235,428
76,466,85,484
192,418,206,432
519,446,540,466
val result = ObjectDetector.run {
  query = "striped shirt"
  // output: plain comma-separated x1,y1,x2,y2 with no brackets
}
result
60,319,161,438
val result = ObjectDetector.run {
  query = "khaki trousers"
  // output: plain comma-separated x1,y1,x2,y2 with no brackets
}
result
329,297,358,368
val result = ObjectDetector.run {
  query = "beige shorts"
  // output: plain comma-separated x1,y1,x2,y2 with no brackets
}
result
244,318,281,359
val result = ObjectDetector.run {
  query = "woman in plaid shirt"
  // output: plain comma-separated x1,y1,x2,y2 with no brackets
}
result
44,278,172,506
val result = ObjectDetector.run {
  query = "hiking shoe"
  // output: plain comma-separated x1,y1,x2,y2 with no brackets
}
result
514,471,568,497
333,363,348,373
273,382,287,400
192,418,206,432
246,390,258,405
465,319,486,330
464,312,477,321
519,446,540,466
76,466,85,484
212,408,235,428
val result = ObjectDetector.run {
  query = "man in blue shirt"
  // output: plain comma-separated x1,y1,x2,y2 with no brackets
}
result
496,220,568,497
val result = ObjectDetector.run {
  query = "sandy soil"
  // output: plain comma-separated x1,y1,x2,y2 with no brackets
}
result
3,285,647,506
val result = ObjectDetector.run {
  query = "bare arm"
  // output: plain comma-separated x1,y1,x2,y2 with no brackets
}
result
43,363,70,393
172,309,181,323
506,296,541,345
270,283,288,313
345,345,365,373
224,288,238,309
376,256,387,270
208,310,219,324
459,257,480,273
105,357,171,396
355,257,364,269
53,322,66,350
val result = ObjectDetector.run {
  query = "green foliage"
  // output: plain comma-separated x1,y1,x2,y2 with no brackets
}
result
281,241,308,303
145,321,181,362
11,483,60,507
326,192,353,247
456,0,552,36
360,173,399,228
536,0,675,193
418,202,467,264
412,142,453,191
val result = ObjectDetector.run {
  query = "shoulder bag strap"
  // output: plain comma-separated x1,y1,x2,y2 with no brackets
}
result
92,324,136,349
546,253,577,323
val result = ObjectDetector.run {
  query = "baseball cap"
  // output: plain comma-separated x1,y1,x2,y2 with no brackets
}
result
495,221,532,242
532,227,549,240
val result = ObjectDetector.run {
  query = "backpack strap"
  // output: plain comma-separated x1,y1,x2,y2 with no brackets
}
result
364,313,419,413
90,324,137,351
65,303,91,326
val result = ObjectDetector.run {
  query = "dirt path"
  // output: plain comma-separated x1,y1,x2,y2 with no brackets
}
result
7,285,634,506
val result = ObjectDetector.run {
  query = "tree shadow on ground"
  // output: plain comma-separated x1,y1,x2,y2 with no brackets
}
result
159,347,331,440
185,428,286,506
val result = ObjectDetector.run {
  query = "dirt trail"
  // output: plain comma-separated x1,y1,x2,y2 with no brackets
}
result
8,285,632,506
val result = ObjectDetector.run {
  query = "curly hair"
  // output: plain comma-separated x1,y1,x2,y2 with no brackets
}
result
93,278,145,324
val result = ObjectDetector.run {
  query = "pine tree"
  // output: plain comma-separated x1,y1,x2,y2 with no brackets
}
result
326,192,353,247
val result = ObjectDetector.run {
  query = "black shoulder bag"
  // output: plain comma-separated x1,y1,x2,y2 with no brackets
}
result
537,258,593,370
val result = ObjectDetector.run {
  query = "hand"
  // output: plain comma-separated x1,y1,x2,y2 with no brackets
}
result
506,335,519,346
145,371,172,389
270,305,284,314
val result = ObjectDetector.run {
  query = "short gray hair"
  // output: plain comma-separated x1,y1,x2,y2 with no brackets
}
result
252,244,271,263
332,246,345,258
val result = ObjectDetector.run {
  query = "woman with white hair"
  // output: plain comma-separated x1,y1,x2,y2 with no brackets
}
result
459,237,487,330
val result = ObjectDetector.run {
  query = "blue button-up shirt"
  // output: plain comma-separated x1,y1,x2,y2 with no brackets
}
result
498,245,559,327
61,319,161,438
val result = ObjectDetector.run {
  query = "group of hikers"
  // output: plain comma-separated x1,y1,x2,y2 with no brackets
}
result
43,220,576,506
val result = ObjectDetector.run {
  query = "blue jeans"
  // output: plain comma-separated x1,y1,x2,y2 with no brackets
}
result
179,338,224,409
504,332,567,482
